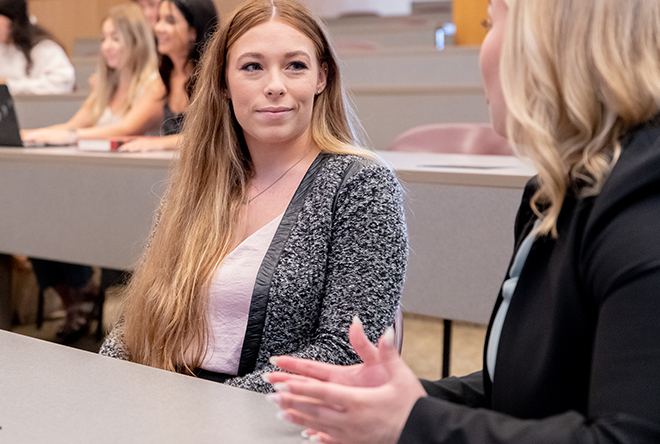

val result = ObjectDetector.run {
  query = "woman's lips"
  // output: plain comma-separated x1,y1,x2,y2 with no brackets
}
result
256,107,293,120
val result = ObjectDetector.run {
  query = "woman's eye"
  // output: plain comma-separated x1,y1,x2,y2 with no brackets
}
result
288,61,309,71
241,63,262,72
481,18,493,31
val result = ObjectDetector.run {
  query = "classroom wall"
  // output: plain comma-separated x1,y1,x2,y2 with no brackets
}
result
28,0,124,54
27,0,484,54
27,0,240,54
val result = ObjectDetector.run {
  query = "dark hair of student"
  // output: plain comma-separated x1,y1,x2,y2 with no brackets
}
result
158,0,218,98
0,0,58,74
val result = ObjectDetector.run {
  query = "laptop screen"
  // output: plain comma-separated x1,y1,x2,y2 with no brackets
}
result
0,85,23,147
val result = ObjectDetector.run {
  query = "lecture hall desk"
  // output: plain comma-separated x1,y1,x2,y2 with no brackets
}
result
0,147,534,328
0,329,300,443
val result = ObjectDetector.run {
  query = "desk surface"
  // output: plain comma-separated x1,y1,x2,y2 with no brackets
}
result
0,146,533,186
0,330,300,444
377,150,533,187
0,148,534,323
0,145,174,166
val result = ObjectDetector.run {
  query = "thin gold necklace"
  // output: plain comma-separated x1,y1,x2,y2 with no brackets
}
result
248,149,311,204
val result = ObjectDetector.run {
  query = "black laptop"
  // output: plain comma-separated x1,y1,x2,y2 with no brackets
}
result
0,84,24,147
0,85,76,147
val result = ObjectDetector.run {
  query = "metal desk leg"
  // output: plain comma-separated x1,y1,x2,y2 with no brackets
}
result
0,254,13,330
442,319,453,378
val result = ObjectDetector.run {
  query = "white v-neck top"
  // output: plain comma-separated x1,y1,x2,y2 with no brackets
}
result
200,213,283,374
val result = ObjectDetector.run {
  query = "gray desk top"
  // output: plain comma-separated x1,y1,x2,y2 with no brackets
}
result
0,147,533,185
0,148,534,323
377,151,534,187
0,330,302,444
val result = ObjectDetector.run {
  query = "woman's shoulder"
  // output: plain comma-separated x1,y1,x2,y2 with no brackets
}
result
317,151,402,205
580,115,660,246
137,71,166,98
596,115,660,203
31,39,68,56
322,151,395,182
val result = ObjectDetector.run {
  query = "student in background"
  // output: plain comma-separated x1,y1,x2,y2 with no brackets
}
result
0,0,74,94
133,0,160,29
119,0,218,152
100,0,407,394
22,2,162,145
267,0,660,442
24,3,161,344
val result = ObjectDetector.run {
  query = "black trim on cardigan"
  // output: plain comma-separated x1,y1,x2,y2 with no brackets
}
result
236,153,331,376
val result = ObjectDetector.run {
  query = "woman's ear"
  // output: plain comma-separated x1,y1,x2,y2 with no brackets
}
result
316,62,328,95
188,28,197,46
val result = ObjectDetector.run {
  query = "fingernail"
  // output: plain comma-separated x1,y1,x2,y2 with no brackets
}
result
301,430,310,439
383,326,395,348
273,383,290,393
261,373,271,383
352,315,363,326
309,435,321,443
269,356,280,366
276,410,291,421
265,393,281,406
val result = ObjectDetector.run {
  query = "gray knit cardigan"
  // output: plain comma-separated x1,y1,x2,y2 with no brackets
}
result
99,153,408,392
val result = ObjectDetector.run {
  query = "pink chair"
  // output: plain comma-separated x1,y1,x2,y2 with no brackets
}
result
388,123,512,156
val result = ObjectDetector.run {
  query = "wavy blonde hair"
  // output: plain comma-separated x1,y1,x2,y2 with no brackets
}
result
121,0,369,373
501,0,660,237
88,3,158,122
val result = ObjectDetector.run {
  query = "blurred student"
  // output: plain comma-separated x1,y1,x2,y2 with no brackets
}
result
133,0,160,29
120,0,218,152
0,0,74,94
23,3,162,145
25,3,161,343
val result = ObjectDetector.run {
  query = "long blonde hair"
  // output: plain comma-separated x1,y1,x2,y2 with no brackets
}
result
501,0,660,237
88,3,158,122
121,0,369,372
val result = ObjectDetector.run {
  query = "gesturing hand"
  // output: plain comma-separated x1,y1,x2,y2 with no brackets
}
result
265,317,426,444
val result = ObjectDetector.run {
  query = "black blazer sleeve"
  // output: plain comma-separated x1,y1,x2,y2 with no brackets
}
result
400,397,659,444
419,371,487,408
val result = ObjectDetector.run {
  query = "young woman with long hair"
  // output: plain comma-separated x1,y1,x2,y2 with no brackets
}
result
100,0,407,393
0,0,74,94
267,0,660,442
24,3,162,343
119,0,218,152
22,2,162,145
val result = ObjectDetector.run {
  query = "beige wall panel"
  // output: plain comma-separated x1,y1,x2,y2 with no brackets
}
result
215,0,244,20
28,0,124,53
